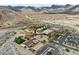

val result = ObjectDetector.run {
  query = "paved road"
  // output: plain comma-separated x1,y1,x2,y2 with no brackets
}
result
0,25,28,40
36,44,60,55
36,32,70,55
0,43,17,55
57,32,70,45
53,32,79,51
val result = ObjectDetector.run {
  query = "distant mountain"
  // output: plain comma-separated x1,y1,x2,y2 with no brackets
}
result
1,4,79,14
68,5,79,11
7,6,41,12
51,5,64,9
40,5,64,10
64,4,72,8
63,5,79,14
43,4,79,14
7,6,26,11
0,4,71,12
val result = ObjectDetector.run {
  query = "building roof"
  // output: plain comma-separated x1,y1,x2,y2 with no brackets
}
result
42,29,53,34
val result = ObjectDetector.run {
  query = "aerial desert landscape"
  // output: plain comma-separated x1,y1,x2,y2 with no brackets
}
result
0,4,79,55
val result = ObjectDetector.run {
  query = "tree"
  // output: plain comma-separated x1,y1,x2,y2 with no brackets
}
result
15,36,25,44
48,36,55,43
65,49,70,52
29,48,36,53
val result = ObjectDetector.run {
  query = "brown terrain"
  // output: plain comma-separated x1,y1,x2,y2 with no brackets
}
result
23,12,79,26
0,6,79,55
0,7,79,29
0,7,32,28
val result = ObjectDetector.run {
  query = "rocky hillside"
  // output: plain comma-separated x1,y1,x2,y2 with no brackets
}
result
0,7,31,28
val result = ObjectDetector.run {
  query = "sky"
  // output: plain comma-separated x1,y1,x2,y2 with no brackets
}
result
0,0,79,7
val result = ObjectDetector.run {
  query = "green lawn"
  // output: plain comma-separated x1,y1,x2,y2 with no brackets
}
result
15,36,25,44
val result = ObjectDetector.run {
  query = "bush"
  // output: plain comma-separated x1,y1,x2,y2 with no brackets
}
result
15,36,25,44
65,49,70,52
29,48,36,53
48,36,55,43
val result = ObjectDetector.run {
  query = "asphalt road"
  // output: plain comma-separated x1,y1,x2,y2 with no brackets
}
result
57,32,70,45
0,25,28,41
36,44,60,55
